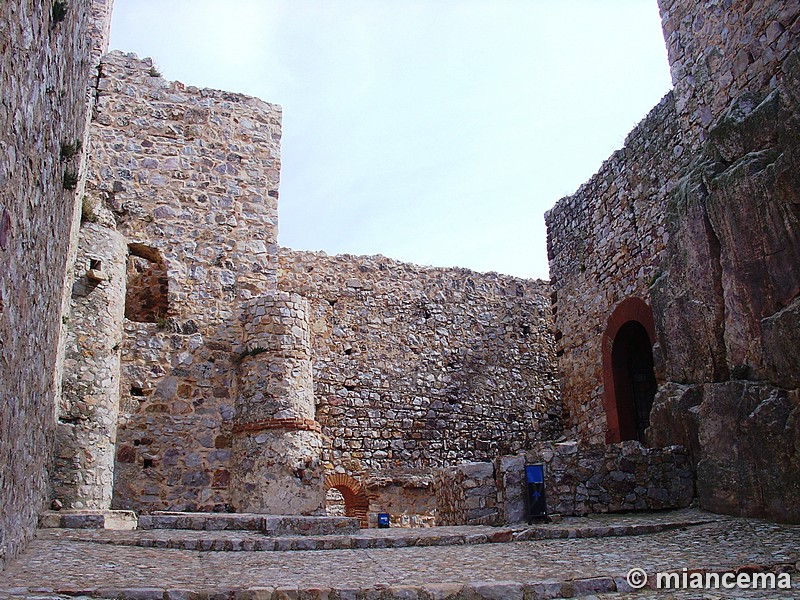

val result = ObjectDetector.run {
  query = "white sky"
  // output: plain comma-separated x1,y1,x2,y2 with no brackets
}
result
109,1,672,280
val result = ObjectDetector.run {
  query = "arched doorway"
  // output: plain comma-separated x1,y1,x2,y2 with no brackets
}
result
324,474,369,527
602,298,657,444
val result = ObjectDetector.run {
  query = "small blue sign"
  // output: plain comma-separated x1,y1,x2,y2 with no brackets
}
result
526,464,544,484
377,513,390,528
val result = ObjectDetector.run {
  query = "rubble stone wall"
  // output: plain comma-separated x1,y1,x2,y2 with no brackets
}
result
54,222,127,509
544,95,688,443
434,462,499,526
547,0,800,522
525,441,694,517
436,442,692,525
84,51,284,512
279,249,563,481
0,0,112,569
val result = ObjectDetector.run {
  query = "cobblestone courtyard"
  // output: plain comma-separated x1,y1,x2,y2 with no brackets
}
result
1,509,798,599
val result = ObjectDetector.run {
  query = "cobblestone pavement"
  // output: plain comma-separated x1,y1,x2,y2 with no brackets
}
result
0,510,798,599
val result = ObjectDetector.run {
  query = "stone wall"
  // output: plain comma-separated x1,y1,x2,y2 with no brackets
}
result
435,462,500,526
544,94,688,443
363,475,437,528
546,0,800,522
0,0,112,569
83,51,284,512
658,0,800,149
279,249,562,482
54,221,126,509
525,441,694,517
435,442,692,525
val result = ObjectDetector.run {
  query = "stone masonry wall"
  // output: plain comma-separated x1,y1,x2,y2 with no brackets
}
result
84,51,284,512
54,221,126,509
547,0,800,521
436,442,692,525
435,462,499,526
658,0,800,149
0,0,112,569
544,94,688,443
278,249,562,485
525,441,694,517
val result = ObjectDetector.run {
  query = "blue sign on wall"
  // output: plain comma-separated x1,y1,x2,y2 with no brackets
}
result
526,464,544,484
525,463,547,520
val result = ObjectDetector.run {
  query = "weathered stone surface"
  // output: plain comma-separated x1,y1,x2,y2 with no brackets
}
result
0,0,113,569
659,0,800,150
279,249,562,478
496,454,526,524
646,382,703,463
363,476,436,528
435,462,499,526
696,381,800,523
526,441,694,516
650,159,728,384
54,222,127,509
545,92,685,443
437,442,693,523
547,0,800,526
39,510,137,531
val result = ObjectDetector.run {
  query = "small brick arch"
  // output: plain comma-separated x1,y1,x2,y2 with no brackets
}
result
324,473,369,528
602,297,657,444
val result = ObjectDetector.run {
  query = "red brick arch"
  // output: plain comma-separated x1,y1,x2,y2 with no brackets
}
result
324,474,369,528
602,297,657,444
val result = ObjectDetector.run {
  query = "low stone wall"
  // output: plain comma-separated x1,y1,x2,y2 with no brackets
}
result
436,443,694,525
364,475,436,528
525,441,694,517
434,462,500,526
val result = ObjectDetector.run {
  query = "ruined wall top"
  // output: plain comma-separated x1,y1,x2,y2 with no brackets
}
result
87,51,283,332
279,249,563,476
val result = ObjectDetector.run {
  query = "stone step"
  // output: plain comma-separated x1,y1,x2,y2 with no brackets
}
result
137,511,360,535
38,510,137,530
38,508,720,552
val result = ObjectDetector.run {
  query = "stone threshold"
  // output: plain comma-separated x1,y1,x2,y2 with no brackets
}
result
39,510,138,531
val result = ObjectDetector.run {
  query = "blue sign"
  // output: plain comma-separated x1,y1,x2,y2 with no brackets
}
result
526,464,544,484
377,513,390,528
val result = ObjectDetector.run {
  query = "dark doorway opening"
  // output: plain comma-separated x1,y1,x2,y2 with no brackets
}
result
611,321,657,442
601,297,658,444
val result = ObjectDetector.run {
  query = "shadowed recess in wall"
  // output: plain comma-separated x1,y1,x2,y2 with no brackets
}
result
125,243,168,323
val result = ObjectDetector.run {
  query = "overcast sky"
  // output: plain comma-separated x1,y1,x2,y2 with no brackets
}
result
109,1,672,280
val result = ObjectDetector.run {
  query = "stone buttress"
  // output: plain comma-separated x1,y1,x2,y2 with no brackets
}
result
230,293,325,514
54,223,127,509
